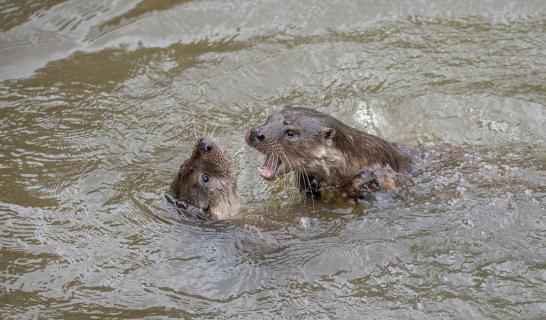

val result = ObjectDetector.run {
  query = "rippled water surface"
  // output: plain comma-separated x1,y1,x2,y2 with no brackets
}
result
1,0,545,318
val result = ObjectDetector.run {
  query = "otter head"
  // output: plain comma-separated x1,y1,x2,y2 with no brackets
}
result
245,106,342,182
170,137,240,220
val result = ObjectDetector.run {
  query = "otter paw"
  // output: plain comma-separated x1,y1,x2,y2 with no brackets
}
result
360,169,381,192
342,169,381,201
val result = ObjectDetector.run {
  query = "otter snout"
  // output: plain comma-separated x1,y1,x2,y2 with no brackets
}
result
198,137,214,152
248,128,265,142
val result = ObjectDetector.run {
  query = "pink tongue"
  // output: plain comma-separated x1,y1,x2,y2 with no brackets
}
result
259,156,277,180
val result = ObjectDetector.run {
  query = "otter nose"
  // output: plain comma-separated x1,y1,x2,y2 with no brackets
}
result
249,128,265,142
198,138,213,152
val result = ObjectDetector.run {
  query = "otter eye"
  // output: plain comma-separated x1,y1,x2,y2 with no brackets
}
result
285,130,295,137
202,174,210,183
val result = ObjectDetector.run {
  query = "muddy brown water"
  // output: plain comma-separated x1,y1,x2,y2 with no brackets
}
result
1,1,545,319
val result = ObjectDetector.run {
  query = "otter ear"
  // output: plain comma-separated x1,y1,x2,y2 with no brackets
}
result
321,128,335,141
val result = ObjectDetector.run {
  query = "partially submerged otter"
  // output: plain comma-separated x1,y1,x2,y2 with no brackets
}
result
245,106,416,200
342,167,415,202
169,137,240,220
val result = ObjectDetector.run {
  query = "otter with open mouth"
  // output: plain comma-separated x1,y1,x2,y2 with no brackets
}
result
169,137,240,220
245,106,416,200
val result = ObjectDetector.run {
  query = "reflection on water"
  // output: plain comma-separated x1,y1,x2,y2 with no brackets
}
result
1,0,545,318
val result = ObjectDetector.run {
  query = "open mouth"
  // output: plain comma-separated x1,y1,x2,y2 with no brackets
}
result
259,154,282,180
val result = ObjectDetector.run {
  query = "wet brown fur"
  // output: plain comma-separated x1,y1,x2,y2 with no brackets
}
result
170,137,240,220
245,106,412,188
302,108,412,174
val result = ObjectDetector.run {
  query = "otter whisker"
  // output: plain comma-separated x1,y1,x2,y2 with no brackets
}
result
202,119,208,138
295,172,302,201
210,125,219,139
281,152,299,202
278,153,288,196
278,152,315,208
297,172,306,203
301,167,315,211
290,170,300,202
298,169,308,201
231,150,242,177
189,120,198,140
279,154,294,200
281,151,294,175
